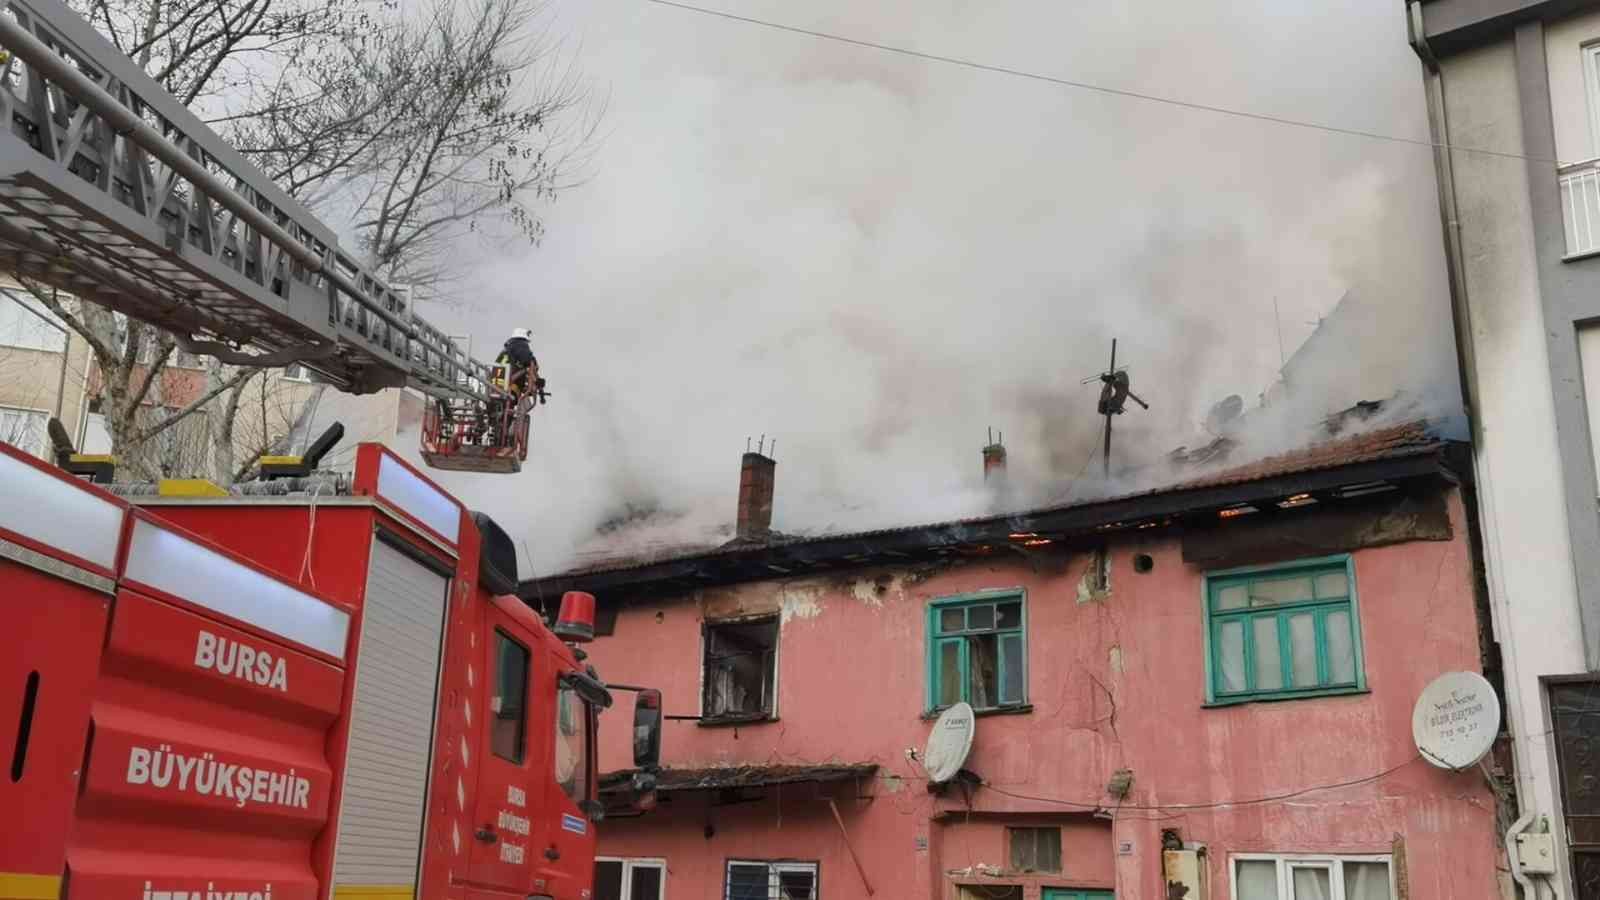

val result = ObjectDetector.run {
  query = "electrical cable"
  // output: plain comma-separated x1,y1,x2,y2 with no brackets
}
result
978,753,1421,812
642,0,1563,165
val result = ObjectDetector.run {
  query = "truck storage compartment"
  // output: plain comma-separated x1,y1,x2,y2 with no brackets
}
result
65,513,350,899
330,534,451,894
0,442,124,896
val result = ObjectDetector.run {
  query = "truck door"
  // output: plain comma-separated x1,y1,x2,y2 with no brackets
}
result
464,607,537,894
537,660,598,899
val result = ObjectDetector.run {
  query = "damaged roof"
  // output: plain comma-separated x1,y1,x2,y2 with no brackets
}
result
521,421,1462,602
599,763,879,794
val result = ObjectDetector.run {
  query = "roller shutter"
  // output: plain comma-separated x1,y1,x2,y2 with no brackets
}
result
333,535,449,890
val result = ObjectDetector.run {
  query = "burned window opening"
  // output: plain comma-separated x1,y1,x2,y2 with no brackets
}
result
703,616,779,722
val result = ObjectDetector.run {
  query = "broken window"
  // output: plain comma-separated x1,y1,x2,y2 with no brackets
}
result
1205,558,1362,703
703,616,779,721
928,593,1026,711
725,860,817,899
1008,826,1062,872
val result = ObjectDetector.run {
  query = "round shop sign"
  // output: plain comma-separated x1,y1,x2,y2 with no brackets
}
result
1412,671,1500,770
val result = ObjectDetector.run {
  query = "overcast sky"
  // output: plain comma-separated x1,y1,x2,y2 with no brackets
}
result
417,0,1462,573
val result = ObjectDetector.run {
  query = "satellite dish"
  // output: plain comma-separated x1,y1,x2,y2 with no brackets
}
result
923,702,976,783
1412,671,1500,770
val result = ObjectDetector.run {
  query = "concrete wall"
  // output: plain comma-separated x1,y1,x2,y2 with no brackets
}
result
588,490,1498,899
1439,32,1589,889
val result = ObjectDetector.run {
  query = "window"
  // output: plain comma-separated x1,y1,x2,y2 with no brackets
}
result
702,616,778,722
0,406,48,458
555,680,591,803
490,631,529,763
0,292,66,352
1232,854,1394,900
1008,826,1061,873
1204,557,1364,703
284,363,314,383
927,592,1026,712
725,860,816,900
595,857,666,900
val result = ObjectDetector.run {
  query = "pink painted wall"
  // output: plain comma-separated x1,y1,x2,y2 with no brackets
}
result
588,490,1500,899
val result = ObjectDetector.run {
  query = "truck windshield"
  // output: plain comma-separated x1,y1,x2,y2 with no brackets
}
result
555,683,591,806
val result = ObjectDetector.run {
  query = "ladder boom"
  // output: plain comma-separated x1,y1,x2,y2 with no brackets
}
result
0,0,497,402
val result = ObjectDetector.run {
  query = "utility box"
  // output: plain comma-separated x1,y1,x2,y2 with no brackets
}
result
1516,831,1558,875
1164,848,1207,900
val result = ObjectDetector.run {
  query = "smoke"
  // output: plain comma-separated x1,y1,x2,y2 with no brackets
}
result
416,0,1460,574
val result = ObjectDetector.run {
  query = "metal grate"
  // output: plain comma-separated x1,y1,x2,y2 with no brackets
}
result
725,861,818,900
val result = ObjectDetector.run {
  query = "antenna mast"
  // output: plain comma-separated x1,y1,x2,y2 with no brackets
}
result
1089,338,1150,478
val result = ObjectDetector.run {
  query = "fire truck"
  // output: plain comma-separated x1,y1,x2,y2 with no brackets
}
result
0,435,663,899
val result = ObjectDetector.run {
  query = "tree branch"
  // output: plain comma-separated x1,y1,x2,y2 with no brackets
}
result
131,366,254,444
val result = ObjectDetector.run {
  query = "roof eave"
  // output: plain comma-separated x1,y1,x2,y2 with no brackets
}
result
521,444,1460,601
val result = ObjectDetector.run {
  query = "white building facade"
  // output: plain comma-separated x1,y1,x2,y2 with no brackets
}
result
1410,3,1600,897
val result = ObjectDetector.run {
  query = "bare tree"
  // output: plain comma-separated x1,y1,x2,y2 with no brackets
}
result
32,0,596,481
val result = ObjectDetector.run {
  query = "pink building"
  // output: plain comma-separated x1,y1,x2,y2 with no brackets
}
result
524,423,1508,900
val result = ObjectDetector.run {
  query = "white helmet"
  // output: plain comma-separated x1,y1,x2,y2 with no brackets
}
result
510,327,532,341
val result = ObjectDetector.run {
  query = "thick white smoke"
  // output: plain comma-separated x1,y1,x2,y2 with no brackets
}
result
416,0,1462,574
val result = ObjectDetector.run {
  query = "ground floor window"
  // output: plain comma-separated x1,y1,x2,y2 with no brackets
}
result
726,859,817,899
595,857,666,900
957,887,1022,900
1233,854,1394,900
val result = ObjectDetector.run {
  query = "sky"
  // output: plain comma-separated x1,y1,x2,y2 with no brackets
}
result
411,0,1462,575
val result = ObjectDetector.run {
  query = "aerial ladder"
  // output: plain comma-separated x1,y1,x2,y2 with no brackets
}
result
0,0,537,473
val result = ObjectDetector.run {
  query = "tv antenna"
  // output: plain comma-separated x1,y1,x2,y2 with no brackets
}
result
1080,338,1149,477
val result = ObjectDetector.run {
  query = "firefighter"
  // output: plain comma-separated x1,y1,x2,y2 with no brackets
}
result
497,327,538,397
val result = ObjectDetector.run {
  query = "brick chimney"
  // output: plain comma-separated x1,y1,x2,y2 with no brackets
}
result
982,429,1007,481
736,451,776,539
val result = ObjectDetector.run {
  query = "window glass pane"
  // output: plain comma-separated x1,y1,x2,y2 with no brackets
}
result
967,604,995,630
491,633,529,763
1253,616,1283,691
1217,620,1246,693
938,639,963,707
997,601,1022,629
1000,633,1024,705
1251,575,1313,606
555,683,590,804
777,870,815,899
1343,862,1392,900
1216,584,1249,610
969,633,999,708
1236,860,1278,900
0,407,47,458
1289,612,1318,688
940,607,964,632
1326,610,1356,684
595,861,623,900
631,864,664,900
1290,864,1332,900
727,863,768,900
1314,570,1349,598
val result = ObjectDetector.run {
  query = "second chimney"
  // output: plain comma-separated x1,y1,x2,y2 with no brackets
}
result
736,451,777,539
982,429,1007,481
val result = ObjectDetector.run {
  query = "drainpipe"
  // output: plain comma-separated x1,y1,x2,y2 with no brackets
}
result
1506,808,1539,899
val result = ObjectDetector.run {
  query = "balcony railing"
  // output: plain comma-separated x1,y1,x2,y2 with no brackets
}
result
1560,159,1600,258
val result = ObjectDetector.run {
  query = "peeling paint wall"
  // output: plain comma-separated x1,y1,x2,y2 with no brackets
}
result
589,488,1499,899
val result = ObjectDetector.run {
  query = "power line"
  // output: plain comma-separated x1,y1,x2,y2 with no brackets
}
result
642,0,1558,165
980,754,1421,812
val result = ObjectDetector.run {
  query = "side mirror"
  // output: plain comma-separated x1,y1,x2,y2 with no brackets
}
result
633,688,662,770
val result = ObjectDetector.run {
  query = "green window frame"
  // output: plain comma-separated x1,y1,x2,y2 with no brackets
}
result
1202,555,1366,704
926,590,1027,713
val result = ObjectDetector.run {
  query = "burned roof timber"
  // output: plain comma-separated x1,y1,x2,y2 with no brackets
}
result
521,425,1465,604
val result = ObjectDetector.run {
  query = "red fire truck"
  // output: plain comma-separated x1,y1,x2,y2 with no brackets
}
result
1,437,661,899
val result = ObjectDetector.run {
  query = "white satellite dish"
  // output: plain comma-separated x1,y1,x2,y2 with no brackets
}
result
923,702,976,783
1412,671,1500,770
